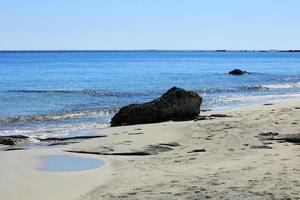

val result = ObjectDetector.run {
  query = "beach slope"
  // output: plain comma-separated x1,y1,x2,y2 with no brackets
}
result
0,100,299,200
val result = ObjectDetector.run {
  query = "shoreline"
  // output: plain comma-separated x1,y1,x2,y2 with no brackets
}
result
1,50,300,53
0,99,299,200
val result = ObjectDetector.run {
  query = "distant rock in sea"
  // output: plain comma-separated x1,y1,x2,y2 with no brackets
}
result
110,87,202,126
228,69,251,75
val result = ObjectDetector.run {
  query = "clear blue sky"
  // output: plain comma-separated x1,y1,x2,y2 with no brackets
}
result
1,0,299,50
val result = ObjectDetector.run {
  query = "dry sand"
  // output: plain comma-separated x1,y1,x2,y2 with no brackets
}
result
0,100,299,200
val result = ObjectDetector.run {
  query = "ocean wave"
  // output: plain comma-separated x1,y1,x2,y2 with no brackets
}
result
0,109,117,123
261,82,300,89
5,89,114,96
207,93,300,106
197,82,300,94
0,122,109,139
9,82,300,97
4,88,159,99
196,85,269,94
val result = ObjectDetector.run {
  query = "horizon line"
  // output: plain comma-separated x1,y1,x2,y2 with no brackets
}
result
0,49,300,52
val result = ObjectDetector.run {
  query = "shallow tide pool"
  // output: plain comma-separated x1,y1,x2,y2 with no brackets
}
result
40,154,105,172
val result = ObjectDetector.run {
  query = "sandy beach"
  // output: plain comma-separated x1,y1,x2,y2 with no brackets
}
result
0,100,299,200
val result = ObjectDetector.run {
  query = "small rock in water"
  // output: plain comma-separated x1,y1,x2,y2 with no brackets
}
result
228,69,251,75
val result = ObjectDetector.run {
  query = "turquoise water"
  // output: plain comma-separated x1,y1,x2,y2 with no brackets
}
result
40,155,105,172
1,51,300,137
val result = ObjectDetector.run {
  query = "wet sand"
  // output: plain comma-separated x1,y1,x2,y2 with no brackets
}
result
0,100,299,200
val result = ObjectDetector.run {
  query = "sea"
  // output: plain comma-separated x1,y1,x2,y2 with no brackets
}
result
1,51,300,138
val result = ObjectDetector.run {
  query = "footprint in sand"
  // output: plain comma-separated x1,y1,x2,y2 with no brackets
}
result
224,134,241,151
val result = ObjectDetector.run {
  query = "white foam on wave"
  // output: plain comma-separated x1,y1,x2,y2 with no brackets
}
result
262,82,300,89
208,93,300,108
0,108,117,123
198,81,300,95
0,121,110,140
0,108,114,139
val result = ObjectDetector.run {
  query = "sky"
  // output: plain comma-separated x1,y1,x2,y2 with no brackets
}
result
0,0,299,50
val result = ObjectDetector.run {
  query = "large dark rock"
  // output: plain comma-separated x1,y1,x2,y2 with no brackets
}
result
228,69,251,75
111,87,202,126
